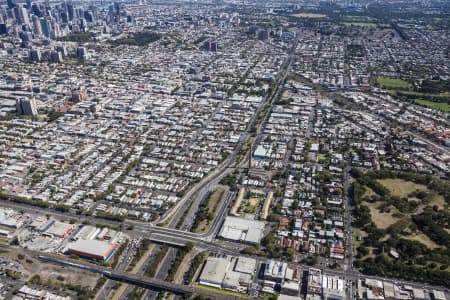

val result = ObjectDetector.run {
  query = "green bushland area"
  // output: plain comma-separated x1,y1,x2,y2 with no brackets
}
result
145,245,169,277
219,173,238,191
58,32,94,43
175,201,193,229
0,190,50,208
235,136,254,166
351,169,450,286
191,189,225,234
241,231,296,262
110,31,161,47
184,252,208,284
165,242,194,282
95,211,125,222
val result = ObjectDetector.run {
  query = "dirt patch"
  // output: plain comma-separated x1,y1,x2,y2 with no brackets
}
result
404,233,439,249
367,202,399,229
378,179,427,198
248,198,259,207
39,264,99,289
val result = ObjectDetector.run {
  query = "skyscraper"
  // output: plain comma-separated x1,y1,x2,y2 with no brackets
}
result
16,98,38,116
14,6,30,25
7,0,16,10
32,15,42,36
29,49,41,62
0,24,7,35
40,18,50,37
67,2,74,21
31,4,42,17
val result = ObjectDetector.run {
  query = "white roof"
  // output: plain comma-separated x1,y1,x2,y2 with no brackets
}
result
222,271,241,289
199,257,229,285
234,257,257,275
67,239,114,258
219,216,265,244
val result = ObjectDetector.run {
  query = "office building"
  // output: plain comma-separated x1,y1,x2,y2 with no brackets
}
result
16,98,38,116
29,49,42,62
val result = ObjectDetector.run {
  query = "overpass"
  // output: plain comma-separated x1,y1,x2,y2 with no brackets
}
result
38,255,251,300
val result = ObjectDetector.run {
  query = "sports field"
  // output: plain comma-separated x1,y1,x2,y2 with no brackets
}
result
293,13,327,18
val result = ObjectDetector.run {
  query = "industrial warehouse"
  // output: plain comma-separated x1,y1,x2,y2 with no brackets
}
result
198,255,257,293
218,216,265,244
65,239,117,262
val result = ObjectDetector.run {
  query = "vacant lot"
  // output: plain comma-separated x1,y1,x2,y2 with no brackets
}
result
42,266,99,289
376,77,412,90
378,179,427,198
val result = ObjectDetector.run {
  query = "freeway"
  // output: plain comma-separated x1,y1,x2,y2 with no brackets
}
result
1,204,449,297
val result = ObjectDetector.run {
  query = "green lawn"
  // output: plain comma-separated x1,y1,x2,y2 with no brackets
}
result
64,58,81,65
415,100,450,113
376,77,412,90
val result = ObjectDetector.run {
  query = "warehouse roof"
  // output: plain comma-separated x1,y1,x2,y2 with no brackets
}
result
234,257,257,275
198,257,230,286
45,221,73,237
66,239,116,259
219,216,265,244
